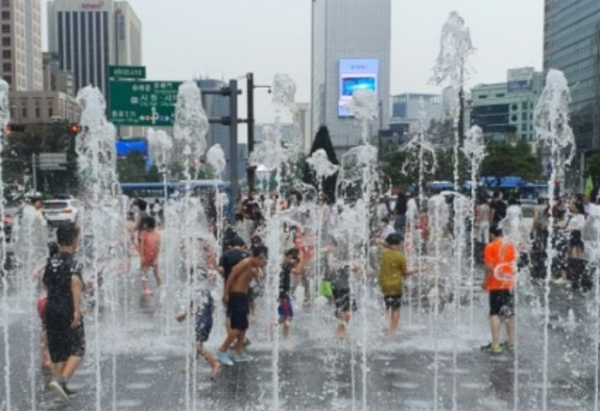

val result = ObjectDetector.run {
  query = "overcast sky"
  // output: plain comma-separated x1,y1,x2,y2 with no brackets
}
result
44,0,544,130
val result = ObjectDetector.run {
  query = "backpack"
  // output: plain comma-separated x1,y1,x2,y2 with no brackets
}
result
378,248,405,296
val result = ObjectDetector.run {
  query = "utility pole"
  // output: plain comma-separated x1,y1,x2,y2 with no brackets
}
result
31,153,38,193
246,73,256,192
228,79,239,199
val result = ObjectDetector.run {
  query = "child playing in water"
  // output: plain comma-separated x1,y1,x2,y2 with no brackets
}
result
139,216,161,295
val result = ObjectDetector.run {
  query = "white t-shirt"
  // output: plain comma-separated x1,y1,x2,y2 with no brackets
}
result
506,205,522,221
567,214,585,231
380,224,396,240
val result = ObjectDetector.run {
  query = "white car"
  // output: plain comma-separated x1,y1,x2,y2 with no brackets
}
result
43,199,81,226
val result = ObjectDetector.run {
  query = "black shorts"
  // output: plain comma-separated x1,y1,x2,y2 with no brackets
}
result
383,295,402,310
195,315,213,344
332,289,357,316
489,290,514,318
46,319,86,363
228,292,249,331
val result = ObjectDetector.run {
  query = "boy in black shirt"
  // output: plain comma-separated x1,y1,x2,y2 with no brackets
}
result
43,223,84,402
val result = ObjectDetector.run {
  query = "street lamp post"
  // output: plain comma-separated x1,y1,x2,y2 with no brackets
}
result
246,72,271,193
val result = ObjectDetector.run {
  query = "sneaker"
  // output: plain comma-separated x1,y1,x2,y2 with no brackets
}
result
501,342,515,352
64,386,77,397
216,351,234,366
480,343,503,355
231,352,253,363
49,380,70,402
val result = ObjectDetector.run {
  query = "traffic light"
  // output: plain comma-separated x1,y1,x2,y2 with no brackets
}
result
5,124,25,134
68,123,81,135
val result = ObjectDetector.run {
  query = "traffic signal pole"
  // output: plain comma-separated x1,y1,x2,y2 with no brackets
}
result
247,73,256,193
228,79,239,199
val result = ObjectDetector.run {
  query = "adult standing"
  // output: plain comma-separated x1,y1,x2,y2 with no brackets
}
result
44,223,85,402
490,190,507,227
393,191,408,241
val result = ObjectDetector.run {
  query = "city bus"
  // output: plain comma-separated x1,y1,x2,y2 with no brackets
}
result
120,180,235,221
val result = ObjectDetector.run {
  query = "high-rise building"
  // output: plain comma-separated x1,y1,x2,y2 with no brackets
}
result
544,1,600,151
391,93,443,133
311,0,391,156
0,0,43,91
466,68,543,147
295,102,311,153
47,0,142,95
43,52,75,96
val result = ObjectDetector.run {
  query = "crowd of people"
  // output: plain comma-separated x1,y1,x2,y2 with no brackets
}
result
30,185,600,402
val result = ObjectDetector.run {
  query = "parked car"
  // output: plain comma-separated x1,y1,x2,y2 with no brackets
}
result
43,199,81,226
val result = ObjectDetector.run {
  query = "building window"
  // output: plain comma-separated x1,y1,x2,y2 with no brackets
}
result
496,93,505,98
48,107,53,118
511,115,518,122
522,113,527,121
522,102,528,110
4,74,10,85
478,95,488,99
1,0,9,7
2,62,10,72
1,11,9,20
2,37,9,46
511,104,518,111
35,107,40,118
1,24,9,33
21,107,26,118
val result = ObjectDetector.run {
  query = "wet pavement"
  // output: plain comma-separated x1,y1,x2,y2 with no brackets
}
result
0,273,599,411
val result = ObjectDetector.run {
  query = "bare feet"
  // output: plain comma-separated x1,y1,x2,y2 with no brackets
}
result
211,362,220,379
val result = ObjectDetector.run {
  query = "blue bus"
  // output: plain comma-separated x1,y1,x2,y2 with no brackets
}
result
120,180,235,221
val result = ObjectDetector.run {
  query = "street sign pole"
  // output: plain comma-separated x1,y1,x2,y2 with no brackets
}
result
229,79,239,199
32,153,37,193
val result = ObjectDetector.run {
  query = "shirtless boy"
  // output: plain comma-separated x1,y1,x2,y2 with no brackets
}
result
217,246,268,365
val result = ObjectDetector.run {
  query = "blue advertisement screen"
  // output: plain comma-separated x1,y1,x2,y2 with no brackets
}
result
338,59,379,117
116,139,148,158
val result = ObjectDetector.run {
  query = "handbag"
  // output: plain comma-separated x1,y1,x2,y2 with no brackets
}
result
319,280,333,298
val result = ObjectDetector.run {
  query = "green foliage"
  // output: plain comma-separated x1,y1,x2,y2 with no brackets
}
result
480,141,542,181
2,122,78,195
585,153,600,180
117,151,148,182
303,126,338,202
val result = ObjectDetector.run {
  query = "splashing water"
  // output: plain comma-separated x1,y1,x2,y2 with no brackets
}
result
0,78,10,411
174,81,209,170
533,68,576,411
345,89,378,144
307,149,339,181
76,86,125,411
147,129,173,173
206,144,227,179
462,125,486,330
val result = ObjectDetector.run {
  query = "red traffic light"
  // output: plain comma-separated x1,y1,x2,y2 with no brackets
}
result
68,123,81,135
5,124,25,134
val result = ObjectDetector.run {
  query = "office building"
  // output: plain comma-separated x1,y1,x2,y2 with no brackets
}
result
391,93,442,133
0,0,43,91
466,68,543,146
10,90,81,124
311,0,391,156
43,52,75,96
295,102,311,153
544,0,600,152
47,0,142,95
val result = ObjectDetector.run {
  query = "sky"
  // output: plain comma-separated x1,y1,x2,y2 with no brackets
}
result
43,0,544,133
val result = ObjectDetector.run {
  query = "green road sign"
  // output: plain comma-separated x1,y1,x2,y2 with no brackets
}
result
109,65,146,79
109,81,181,126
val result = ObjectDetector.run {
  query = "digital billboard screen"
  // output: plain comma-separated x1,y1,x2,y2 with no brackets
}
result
116,139,149,158
338,59,379,117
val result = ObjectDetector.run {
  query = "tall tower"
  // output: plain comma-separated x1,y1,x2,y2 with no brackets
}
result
47,0,142,95
311,0,391,156
0,0,43,91
544,0,600,152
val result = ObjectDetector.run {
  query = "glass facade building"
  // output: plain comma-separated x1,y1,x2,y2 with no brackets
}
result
544,0,600,151
311,0,391,156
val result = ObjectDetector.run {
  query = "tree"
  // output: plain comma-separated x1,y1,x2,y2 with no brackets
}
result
117,151,148,183
585,153,600,180
480,141,542,182
303,126,339,202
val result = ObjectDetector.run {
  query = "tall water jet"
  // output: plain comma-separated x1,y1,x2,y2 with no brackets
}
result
173,80,210,411
533,69,576,411
206,143,227,256
462,125,486,330
11,204,47,411
402,98,438,316
75,86,124,411
344,87,379,411
431,11,475,192
0,78,11,411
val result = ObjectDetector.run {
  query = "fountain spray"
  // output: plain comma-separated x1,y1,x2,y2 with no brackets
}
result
533,69,576,411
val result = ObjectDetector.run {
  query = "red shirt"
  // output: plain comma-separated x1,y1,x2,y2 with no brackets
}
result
484,239,516,291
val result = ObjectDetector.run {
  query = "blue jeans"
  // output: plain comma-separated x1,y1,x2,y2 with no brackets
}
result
394,215,406,240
